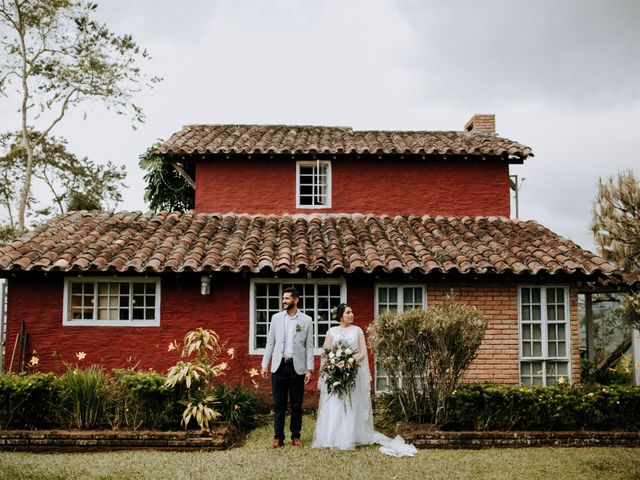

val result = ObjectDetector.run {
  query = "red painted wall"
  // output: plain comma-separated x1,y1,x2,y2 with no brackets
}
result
4,274,580,403
195,156,511,216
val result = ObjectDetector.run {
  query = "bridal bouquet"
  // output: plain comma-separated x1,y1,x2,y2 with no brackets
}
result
320,340,360,405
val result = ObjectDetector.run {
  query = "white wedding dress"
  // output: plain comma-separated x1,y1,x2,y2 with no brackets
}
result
312,325,417,457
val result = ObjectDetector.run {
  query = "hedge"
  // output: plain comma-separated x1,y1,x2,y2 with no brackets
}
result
445,384,640,431
0,370,266,431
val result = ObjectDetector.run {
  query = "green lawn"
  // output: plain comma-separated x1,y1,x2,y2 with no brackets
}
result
1,417,639,480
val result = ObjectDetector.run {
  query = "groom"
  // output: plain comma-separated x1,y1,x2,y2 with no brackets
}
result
261,287,315,448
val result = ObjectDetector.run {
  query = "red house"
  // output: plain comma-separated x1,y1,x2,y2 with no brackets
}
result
0,115,618,392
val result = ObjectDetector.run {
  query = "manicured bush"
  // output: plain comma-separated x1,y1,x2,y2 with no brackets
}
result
0,373,60,429
444,384,640,431
110,369,184,430
368,293,487,426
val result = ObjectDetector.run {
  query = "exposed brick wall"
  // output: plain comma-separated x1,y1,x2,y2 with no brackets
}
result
3,274,580,398
464,114,496,134
195,156,511,217
429,281,520,384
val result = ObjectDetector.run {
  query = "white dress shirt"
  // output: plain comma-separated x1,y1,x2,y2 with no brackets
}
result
283,310,299,359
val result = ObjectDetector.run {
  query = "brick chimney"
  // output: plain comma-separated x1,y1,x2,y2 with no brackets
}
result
464,114,495,134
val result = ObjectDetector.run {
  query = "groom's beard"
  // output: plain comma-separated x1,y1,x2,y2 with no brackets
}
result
284,302,295,312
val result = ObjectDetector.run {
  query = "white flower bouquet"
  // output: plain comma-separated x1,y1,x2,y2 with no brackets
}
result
320,340,360,404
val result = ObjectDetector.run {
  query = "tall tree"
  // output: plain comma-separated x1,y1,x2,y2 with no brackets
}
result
591,169,640,329
0,0,159,233
139,146,195,212
0,130,126,241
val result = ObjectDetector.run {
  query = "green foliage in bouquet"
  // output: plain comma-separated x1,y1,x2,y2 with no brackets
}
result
320,340,360,405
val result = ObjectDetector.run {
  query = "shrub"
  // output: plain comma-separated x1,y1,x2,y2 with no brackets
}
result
368,293,487,426
58,365,112,429
110,369,184,430
0,373,60,429
213,383,268,432
165,328,230,430
445,384,640,431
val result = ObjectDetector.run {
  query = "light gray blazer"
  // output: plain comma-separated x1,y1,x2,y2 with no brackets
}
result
261,310,315,375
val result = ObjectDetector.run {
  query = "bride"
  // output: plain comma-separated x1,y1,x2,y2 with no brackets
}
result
312,303,416,457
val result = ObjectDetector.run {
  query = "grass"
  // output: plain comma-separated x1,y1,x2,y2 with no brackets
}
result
1,416,639,480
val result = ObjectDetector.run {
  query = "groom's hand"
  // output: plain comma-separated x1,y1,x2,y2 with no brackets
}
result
261,367,268,379
304,370,312,385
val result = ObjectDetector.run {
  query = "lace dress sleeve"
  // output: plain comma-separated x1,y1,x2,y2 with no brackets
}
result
355,326,372,383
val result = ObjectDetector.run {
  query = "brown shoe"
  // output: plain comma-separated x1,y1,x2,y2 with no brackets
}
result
271,438,284,449
291,438,302,447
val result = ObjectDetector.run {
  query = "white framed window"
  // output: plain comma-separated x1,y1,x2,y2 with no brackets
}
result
374,284,426,392
249,278,346,355
296,160,331,208
519,285,571,386
63,277,161,327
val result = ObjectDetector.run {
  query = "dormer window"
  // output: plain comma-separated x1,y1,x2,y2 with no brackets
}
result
296,160,331,208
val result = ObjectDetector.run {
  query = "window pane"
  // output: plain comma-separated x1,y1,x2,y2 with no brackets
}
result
532,305,541,320
547,288,556,303
532,341,542,357
531,288,541,303
388,288,398,304
533,325,542,340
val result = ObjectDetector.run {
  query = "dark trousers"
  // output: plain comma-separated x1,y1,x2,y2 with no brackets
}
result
272,361,305,440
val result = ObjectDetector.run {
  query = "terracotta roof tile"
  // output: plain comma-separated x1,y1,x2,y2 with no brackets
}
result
155,125,533,161
0,211,615,278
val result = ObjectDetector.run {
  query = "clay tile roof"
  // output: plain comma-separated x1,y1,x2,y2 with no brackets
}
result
0,211,616,280
154,125,533,161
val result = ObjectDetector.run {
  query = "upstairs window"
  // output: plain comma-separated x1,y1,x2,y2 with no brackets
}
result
296,161,331,208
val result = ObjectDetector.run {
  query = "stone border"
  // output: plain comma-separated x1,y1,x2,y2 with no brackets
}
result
0,425,230,452
399,430,640,449
2,427,638,451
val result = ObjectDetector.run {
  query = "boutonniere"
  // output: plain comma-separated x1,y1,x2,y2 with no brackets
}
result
295,323,303,333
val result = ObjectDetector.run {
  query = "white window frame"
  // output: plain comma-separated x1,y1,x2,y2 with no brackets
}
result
518,284,571,386
63,277,161,327
374,284,427,393
295,160,332,208
249,278,346,355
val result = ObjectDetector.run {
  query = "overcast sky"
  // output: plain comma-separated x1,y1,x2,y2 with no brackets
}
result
2,0,639,252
